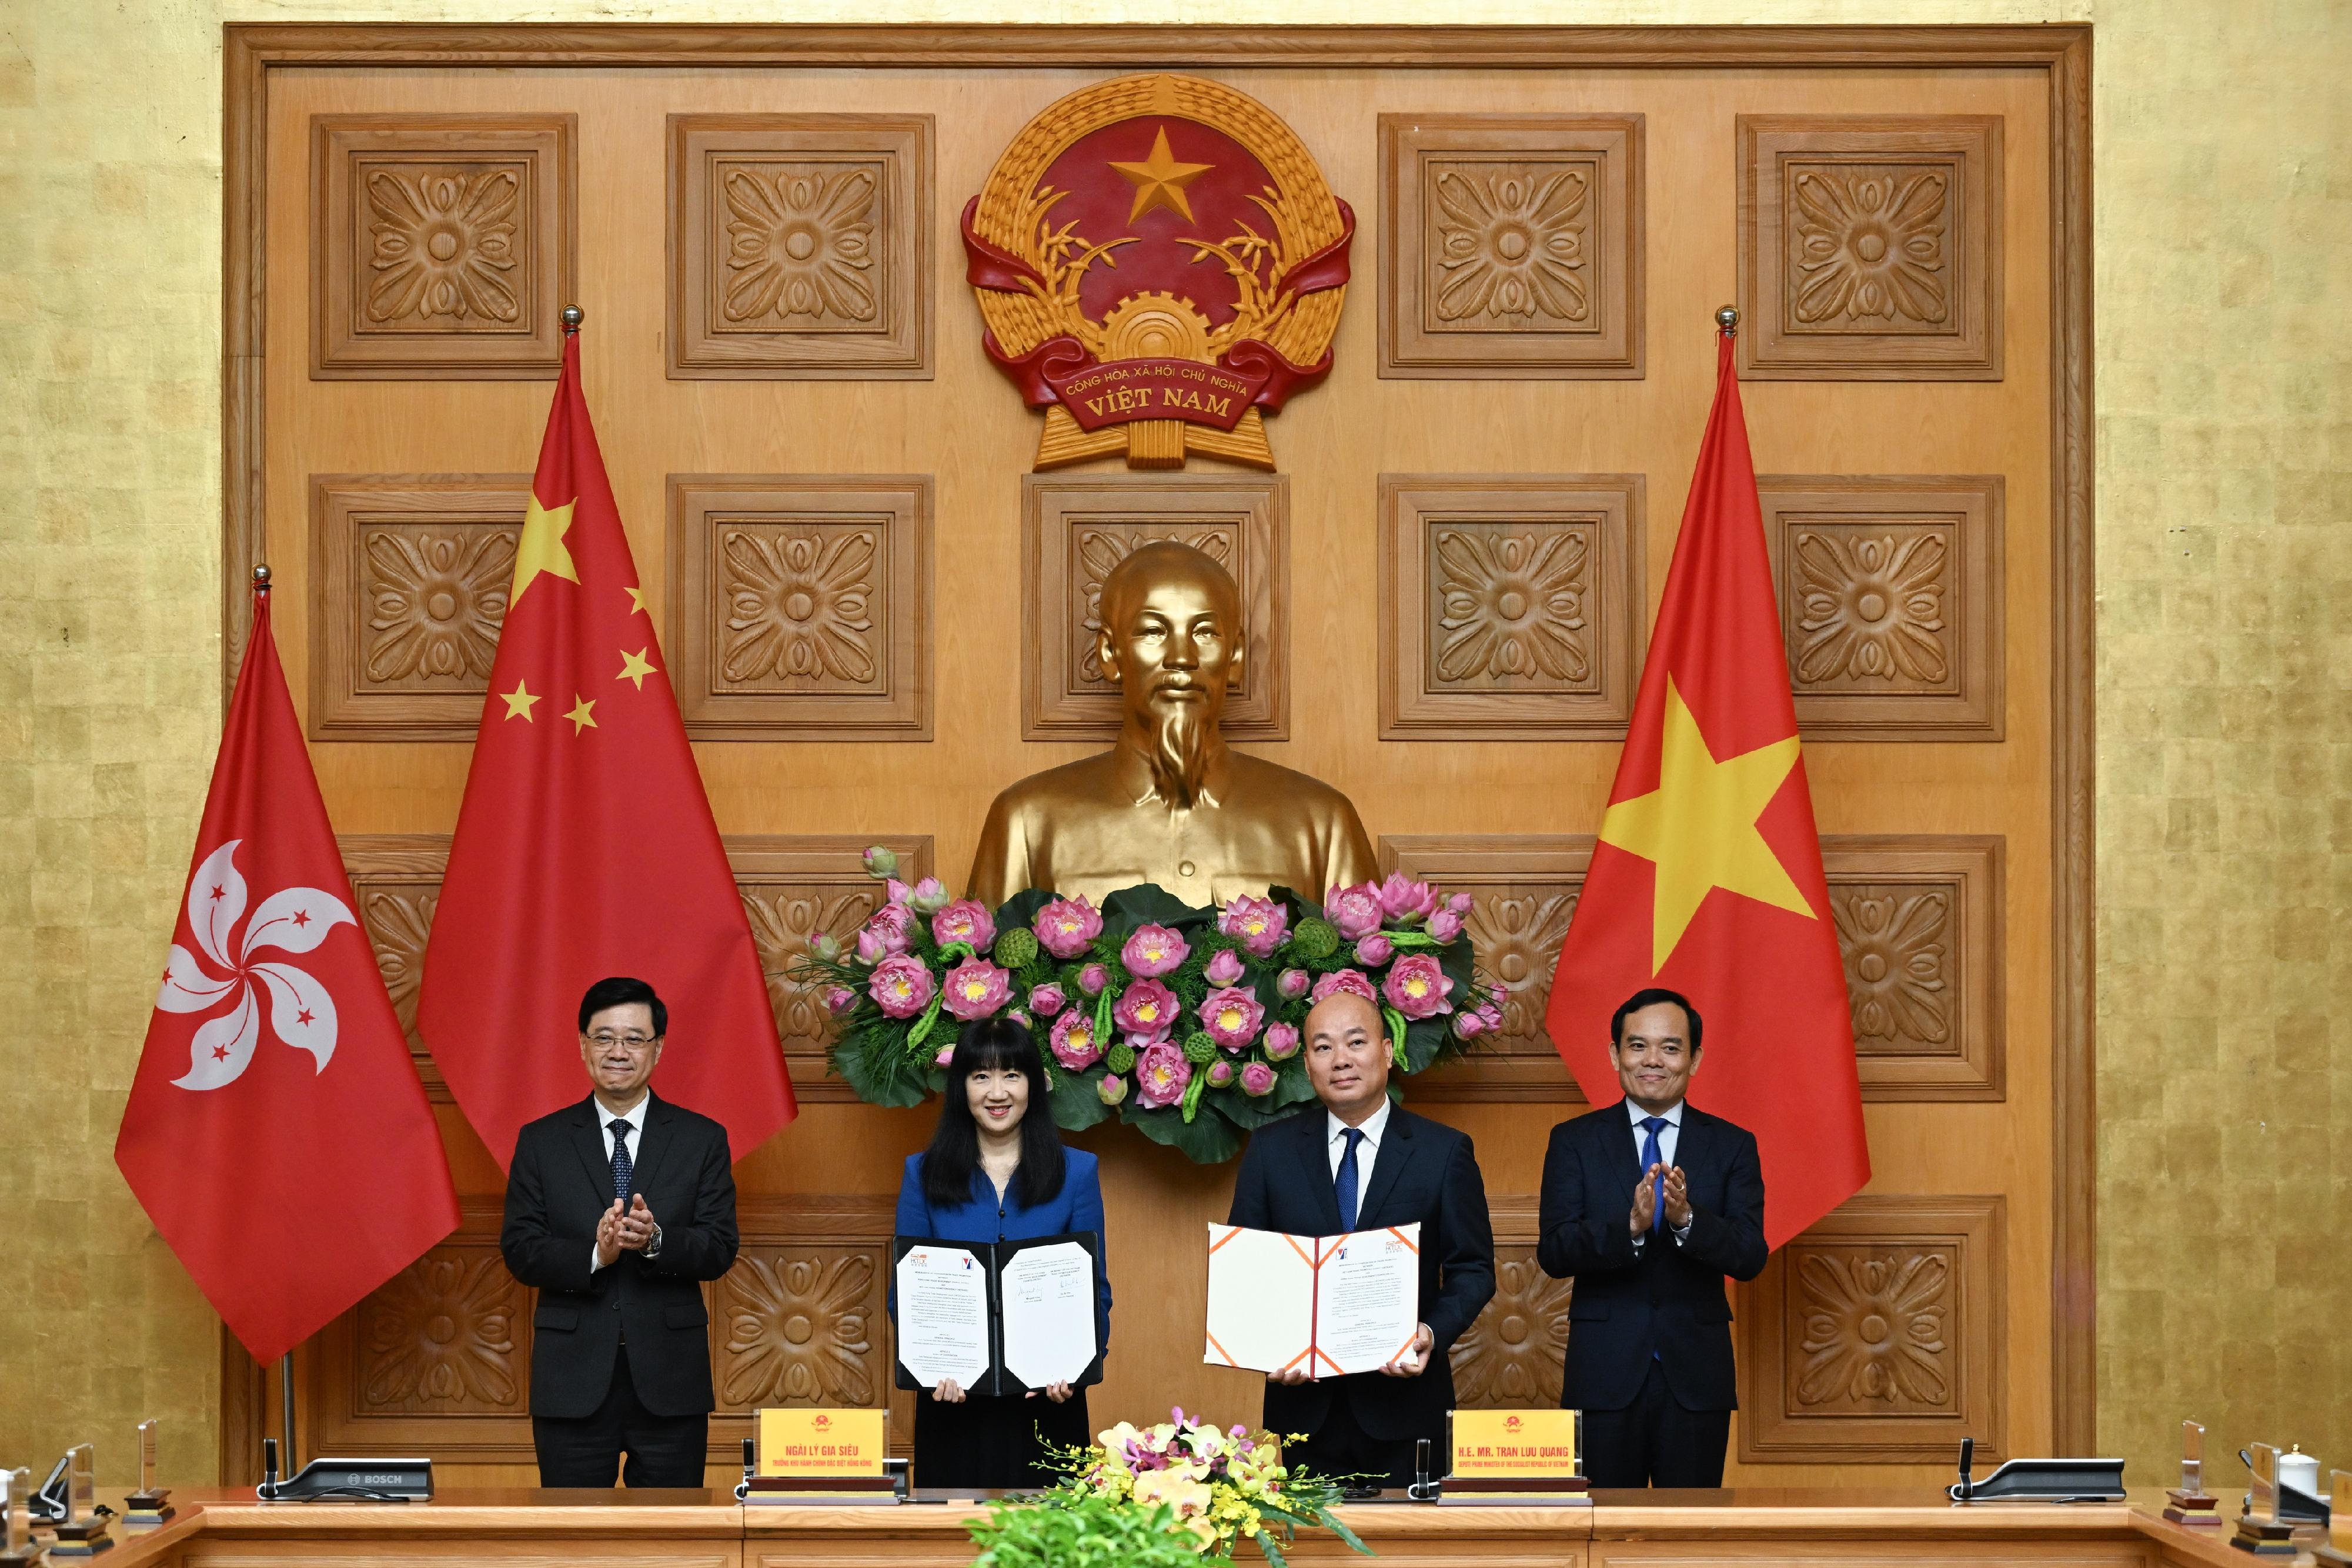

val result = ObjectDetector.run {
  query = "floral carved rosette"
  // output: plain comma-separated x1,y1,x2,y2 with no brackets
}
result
790,848,1503,1165
963,73,1352,474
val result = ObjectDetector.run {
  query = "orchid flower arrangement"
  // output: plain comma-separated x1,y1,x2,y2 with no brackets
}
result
789,850,1503,1164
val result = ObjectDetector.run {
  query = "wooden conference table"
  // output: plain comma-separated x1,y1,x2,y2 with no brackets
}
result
81,1487,2267,1567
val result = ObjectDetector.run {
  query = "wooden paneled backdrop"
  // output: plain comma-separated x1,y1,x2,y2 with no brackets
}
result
219,24,2093,1489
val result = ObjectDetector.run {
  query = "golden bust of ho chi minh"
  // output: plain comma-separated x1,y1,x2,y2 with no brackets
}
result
967,541,1378,908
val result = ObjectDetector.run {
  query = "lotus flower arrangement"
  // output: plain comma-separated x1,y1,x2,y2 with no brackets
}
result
790,857,1500,1164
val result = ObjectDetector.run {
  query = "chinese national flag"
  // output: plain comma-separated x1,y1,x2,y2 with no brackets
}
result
419,329,796,1171
1544,330,1867,1249
116,581,459,1364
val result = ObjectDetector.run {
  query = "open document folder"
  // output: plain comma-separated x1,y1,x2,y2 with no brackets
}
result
1202,1222,1421,1378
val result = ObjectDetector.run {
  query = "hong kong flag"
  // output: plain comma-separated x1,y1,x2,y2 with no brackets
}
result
1545,327,1868,1249
419,323,796,1171
116,576,459,1364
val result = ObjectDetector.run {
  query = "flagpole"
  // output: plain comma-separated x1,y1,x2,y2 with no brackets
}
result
250,563,300,1474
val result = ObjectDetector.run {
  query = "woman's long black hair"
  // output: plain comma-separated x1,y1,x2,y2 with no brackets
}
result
921,1015,1067,1211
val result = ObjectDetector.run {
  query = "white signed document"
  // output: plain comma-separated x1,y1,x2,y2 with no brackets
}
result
998,1239,1098,1389
1203,1222,1421,1378
893,1243,991,1390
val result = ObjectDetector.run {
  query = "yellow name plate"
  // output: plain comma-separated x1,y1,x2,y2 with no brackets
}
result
757,1408,888,1477
1452,1409,1582,1478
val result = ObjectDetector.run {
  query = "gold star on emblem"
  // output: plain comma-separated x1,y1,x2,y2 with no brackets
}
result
512,494,579,605
499,680,540,721
1109,126,1213,225
624,584,647,616
564,694,597,734
616,648,656,690
1598,677,1814,973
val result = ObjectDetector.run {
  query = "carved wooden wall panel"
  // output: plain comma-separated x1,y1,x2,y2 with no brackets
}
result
1760,476,2005,740
1449,1196,1573,1408
720,1195,910,1457
340,833,932,1105
1822,835,2004,1100
311,115,577,378
309,475,529,741
1021,474,1288,741
727,835,934,1102
1383,834,2003,1103
1379,115,1643,378
667,476,933,740
1378,475,1645,740
667,114,933,379
1739,115,2003,380
1738,1194,2004,1462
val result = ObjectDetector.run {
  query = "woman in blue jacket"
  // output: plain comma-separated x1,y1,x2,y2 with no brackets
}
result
893,1015,1110,1489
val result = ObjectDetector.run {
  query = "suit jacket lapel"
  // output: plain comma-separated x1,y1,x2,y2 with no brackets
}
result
1673,1106,1709,1186
571,1097,616,1207
1297,1112,1344,1233
624,1094,673,1202
1352,1108,1412,1231
1611,1100,1645,1187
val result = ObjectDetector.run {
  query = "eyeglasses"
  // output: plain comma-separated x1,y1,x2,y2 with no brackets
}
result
587,1032,659,1052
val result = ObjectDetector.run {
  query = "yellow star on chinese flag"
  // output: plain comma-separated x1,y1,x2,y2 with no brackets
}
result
499,680,540,721
564,695,597,734
1599,677,1813,973
1110,126,1212,224
511,495,579,605
616,648,655,690
624,584,647,616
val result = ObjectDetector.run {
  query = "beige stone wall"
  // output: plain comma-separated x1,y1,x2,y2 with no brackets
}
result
4,0,2343,1489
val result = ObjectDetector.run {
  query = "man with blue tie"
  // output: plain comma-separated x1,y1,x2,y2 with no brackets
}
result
501,977,740,1486
1226,988,1496,1489
1538,988,1768,1487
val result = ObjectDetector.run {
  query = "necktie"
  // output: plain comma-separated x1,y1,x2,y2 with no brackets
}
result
1334,1126,1365,1231
1639,1116,1668,1236
609,1118,634,1206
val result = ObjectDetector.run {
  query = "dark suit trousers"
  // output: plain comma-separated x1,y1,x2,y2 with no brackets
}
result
532,1345,707,1487
1582,1360,1731,1488
1287,1383,1425,1491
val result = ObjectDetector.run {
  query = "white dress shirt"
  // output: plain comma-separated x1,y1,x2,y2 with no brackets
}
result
1325,1097,1393,1185
590,1093,651,1273
1628,1098,1692,1249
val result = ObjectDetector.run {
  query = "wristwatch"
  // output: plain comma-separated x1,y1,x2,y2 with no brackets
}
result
644,1223,664,1259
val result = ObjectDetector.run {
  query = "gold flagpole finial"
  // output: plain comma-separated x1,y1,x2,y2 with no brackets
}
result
560,305,584,335
1715,305,1739,335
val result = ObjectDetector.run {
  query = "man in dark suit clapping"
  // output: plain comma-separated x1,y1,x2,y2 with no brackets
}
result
1227,988,1496,1489
1539,987,1768,1487
501,976,740,1487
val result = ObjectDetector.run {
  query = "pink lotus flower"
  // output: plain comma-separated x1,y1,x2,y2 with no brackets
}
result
824,985,857,1017
1240,1061,1277,1095
1123,1029,1168,1051
867,955,933,1018
1198,987,1265,1050
1098,1074,1128,1105
1122,924,1190,977
858,901,914,958
1427,909,1464,943
1134,1039,1192,1108
1049,1011,1103,1070
1324,882,1384,941
1035,896,1104,959
941,957,1013,1021
906,876,951,915
1078,962,1110,996
1204,948,1245,987
1455,1008,1486,1039
1447,891,1475,918
931,899,997,953
1030,982,1067,1018
1276,968,1309,1000
809,930,843,962
1384,954,1454,1019
1206,1059,1236,1088
1354,933,1394,967
1311,968,1378,1006
934,1044,955,1067
861,845,900,880
1476,999,1504,1031
1262,1022,1301,1060
1375,871,1439,924
1218,894,1290,959
1113,978,1179,1036
885,877,912,905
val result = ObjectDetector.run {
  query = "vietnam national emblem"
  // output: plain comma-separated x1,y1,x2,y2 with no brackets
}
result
963,73,1351,472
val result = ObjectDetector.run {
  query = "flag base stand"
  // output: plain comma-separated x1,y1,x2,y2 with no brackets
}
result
121,1489,176,1527
44,1518,113,1557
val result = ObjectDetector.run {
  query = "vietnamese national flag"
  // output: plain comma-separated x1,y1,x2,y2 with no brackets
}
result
1545,329,1867,1249
116,579,459,1363
419,327,796,1171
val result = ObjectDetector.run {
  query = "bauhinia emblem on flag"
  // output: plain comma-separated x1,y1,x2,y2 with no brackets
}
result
1545,320,1869,1250
419,313,797,1171
118,573,459,1365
